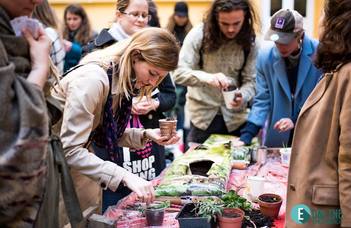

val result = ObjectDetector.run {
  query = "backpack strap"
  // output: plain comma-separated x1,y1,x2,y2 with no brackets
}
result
82,29,116,57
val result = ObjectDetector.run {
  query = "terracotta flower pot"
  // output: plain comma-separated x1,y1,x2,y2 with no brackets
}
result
159,118,177,138
258,193,282,219
218,208,244,228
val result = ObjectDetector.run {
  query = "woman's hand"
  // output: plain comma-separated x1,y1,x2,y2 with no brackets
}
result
63,39,73,52
132,99,159,115
274,118,294,132
122,172,155,204
145,129,180,145
24,27,51,88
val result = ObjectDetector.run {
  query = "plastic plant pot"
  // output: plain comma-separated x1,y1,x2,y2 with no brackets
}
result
176,203,217,228
145,206,165,226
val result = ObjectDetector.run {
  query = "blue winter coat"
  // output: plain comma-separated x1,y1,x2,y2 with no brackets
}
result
248,35,322,147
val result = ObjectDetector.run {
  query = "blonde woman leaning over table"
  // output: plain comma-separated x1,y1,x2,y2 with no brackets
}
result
52,28,180,204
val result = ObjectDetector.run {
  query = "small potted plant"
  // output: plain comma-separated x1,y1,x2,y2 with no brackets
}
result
218,207,245,228
218,190,251,228
176,199,221,228
144,201,170,226
257,193,282,218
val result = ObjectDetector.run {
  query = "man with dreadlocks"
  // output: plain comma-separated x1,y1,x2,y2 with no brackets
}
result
173,0,259,145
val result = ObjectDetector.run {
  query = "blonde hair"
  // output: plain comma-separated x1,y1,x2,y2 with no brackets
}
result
80,27,179,105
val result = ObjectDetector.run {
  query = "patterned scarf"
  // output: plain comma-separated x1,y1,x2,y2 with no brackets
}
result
92,64,132,161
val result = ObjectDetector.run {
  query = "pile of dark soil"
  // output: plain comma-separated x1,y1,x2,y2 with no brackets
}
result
242,209,274,227
189,160,214,176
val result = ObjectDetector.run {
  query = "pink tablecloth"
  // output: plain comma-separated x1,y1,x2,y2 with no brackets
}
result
106,156,288,227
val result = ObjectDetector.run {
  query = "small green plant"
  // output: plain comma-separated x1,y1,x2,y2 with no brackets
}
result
221,190,252,211
193,199,223,222
147,201,170,210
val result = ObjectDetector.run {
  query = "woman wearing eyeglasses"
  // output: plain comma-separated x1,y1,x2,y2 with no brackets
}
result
83,0,150,52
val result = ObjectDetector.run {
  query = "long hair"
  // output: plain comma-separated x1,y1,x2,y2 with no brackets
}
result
315,0,351,72
81,27,179,105
32,0,58,29
202,0,258,53
166,15,193,35
62,4,94,45
147,0,160,27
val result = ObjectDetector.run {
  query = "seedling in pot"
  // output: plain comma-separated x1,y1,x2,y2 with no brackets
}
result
144,201,170,226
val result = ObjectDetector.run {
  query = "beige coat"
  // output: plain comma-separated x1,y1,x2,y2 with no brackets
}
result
52,63,148,192
173,23,257,132
286,63,351,227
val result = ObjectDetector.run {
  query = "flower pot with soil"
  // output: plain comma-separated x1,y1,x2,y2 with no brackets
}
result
218,207,244,228
176,203,218,228
257,193,282,219
159,118,177,139
144,201,169,226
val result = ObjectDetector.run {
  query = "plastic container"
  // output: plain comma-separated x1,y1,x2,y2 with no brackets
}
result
280,148,292,167
247,176,265,200
176,203,216,228
222,85,237,109
145,207,165,226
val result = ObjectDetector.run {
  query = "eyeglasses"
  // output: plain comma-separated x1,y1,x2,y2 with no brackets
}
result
121,11,151,22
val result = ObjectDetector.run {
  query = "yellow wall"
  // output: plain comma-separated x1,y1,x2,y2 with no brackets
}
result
50,0,214,32
50,0,324,38
313,0,325,38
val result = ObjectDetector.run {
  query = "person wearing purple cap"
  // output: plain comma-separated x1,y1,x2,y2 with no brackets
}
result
236,9,322,147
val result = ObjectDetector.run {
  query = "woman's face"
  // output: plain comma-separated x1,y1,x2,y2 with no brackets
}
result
174,15,188,26
66,12,82,32
116,0,149,36
133,59,167,89
1,0,43,18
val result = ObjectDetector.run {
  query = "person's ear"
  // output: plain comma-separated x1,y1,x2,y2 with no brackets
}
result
131,50,141,65
115,10,122,21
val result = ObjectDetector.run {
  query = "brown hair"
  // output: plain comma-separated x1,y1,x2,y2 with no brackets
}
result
315,0,351,72
116,0,130,12
32,0,58,29
202,0,259,53
63,4,94,45
165,15,193,37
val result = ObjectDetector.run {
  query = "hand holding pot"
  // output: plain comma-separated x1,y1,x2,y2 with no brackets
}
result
145,129,180,146
229,90,244,108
